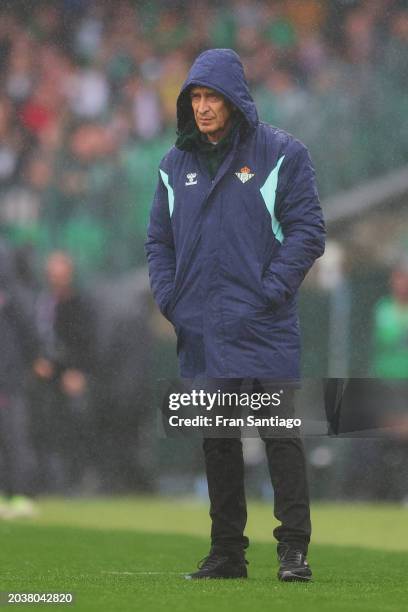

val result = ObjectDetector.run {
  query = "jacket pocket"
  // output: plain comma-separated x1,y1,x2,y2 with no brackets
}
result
259,273,275,309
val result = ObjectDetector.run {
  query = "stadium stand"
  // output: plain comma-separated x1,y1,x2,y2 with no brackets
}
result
0,0,407,275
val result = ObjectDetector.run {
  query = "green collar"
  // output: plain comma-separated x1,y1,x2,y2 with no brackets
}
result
176,115,242,178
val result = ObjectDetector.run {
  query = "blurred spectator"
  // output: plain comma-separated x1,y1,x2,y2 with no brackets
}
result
0,96,23,186
0,239,39,518
32,251,97,492
344,6,377,65
372,256,408,378
254,63,311,128
69,67,110,119
383,8,408,87
123,75,162,140
335,256,408,502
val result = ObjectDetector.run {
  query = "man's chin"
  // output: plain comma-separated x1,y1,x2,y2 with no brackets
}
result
198,124,215,134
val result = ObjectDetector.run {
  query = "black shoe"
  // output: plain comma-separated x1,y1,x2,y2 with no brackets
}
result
185,550,248,579
277,544,312,582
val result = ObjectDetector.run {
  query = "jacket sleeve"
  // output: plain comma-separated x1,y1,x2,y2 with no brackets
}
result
145,166,176,319
262,143,326,308
7,285,40,365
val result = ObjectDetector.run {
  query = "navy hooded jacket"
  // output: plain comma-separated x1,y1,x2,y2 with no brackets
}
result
146,49,326,380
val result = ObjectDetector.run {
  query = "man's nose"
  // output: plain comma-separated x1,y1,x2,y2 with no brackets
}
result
197,98,210,114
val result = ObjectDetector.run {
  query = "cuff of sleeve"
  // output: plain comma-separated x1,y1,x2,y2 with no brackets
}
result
159,288,175,320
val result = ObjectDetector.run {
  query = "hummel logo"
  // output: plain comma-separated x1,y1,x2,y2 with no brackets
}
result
185,172,197,186
235,166,255,184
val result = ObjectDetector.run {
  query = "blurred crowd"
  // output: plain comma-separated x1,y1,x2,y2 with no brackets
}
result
0,0,407,276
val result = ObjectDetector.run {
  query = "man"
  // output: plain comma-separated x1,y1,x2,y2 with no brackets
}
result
0,240,39,518
146,49,325,581
372,256,408,378
33,251,96,491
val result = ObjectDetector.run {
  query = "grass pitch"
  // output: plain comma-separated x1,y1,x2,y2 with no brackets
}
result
1,498,407,611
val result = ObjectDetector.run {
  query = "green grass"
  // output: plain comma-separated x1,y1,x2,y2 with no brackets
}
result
1,498,407,611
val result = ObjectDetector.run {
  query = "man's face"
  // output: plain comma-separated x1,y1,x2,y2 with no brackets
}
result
46,252,74,293
190,86,233,142
391,269,408,304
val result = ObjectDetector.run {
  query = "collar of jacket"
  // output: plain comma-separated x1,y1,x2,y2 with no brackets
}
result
175,115,243,179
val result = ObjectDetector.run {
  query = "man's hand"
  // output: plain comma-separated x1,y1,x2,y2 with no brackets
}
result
33,357,54,380
61,369,87,397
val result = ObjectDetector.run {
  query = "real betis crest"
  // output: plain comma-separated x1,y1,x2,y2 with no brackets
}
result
235,166,255,184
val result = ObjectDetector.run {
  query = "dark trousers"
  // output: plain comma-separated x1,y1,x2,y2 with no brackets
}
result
0,392,37,497
202,379,311,554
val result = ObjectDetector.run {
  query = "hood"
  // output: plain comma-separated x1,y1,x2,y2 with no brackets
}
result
176,48,259,134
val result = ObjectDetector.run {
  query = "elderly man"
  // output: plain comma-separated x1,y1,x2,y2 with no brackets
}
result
146,49,325,581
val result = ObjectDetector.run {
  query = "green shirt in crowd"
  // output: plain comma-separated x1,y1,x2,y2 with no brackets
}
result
372,297,408,378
